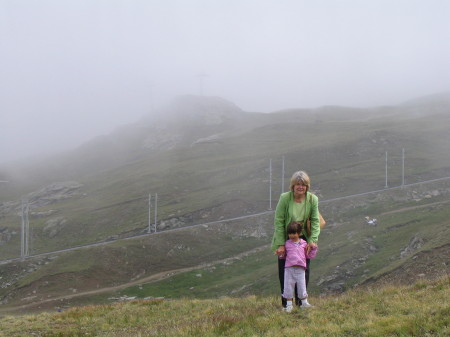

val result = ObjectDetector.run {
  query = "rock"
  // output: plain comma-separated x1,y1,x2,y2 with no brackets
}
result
43,217,67,238
0,227,15,244
327,282,345,292
30,210,57,218
191,134,222,146
0,201,17,216
400,236,424,258
158,217,187,230
167,244,191,257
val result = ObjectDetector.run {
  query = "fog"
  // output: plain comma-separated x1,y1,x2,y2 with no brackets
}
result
1,0,450,164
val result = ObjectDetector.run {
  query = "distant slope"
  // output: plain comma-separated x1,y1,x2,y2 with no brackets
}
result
0,94,449,252
401,90,450,107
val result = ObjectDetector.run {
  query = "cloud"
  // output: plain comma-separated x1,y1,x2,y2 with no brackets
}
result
1,0,450,163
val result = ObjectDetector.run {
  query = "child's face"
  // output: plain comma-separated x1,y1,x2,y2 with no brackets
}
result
288,232,300,241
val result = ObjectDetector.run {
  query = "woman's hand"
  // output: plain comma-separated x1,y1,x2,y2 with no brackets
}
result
275,245,285,257
306,242,317,255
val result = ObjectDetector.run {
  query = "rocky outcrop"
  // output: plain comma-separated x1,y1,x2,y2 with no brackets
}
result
43,217,68,238
0,226,16,245
316,236,378,293
167,244,191,257
191,133,223,146
0,201,17,216
158,216,189,231
0,182,82,243
400,235,424,259
26,182,83,207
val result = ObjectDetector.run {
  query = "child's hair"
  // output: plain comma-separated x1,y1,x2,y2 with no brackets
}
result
287,221,303,235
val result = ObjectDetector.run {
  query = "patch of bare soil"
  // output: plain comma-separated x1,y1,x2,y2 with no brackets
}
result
362,243,449,287
379,200,450,216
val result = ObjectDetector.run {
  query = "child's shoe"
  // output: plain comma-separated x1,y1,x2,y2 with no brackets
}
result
301,299,313,308
284,300,293,313
284,304,293,313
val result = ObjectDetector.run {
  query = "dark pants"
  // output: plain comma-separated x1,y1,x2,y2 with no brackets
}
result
278,256,310,307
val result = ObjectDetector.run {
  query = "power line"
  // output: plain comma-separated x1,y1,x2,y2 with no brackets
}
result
3,175,450,264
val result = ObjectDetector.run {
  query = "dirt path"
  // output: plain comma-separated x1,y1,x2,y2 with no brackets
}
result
379,200,450,216
0,244,270,314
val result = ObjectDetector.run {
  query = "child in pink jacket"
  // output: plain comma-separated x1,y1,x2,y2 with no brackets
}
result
282,221,318,312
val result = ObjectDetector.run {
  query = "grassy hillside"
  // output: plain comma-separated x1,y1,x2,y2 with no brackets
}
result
0,94,449,315
0,179,448,315
0,277,448,337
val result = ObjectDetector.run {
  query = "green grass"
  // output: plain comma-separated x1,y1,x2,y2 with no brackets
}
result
121,247,276,300
1,179,448,312
0,277,448,337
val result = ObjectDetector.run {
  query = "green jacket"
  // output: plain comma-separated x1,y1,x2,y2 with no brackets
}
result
271,191,320,251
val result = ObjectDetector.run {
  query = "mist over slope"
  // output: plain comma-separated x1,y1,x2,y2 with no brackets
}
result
2,92,449,183
0,92,449,250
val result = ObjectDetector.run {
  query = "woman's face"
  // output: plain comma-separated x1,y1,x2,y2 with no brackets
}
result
293,182,307,196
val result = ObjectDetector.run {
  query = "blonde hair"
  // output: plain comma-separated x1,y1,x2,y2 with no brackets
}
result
289,171,310,193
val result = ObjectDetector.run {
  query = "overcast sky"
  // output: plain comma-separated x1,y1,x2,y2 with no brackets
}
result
1,0,450,164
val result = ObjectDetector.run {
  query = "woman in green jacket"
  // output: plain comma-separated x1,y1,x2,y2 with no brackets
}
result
271,170,321,308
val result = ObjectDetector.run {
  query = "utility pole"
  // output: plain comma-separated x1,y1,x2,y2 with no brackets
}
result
148,193,158,233
269,158,272,210
385,151,388,188
281,155,285,193
148,193,152,233
21,199,29,259
402,148,405,186
21,201,25,258
154,193,158,233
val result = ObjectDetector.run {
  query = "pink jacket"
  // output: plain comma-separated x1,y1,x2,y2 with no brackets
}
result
284,239,318,269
